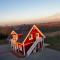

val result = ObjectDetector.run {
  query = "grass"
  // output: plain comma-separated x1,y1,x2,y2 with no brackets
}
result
45,35,60,51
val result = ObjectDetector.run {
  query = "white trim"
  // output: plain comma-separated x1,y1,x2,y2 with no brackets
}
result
11,30,17,35
27,36,42,56
23,43,25,56
23,25,34,43
34,25,46,38
23,25,46,43
42,38,44,51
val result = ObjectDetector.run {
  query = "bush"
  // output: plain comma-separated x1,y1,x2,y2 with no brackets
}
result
0,33,8,40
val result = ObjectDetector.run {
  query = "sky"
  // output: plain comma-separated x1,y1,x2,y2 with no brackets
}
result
0,0,60,25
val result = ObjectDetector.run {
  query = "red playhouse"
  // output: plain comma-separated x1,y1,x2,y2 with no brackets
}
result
10,25,45,56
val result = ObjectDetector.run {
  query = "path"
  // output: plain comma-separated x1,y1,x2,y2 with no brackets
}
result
0,44,60,60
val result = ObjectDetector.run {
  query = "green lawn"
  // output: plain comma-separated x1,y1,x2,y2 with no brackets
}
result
45,35,60,51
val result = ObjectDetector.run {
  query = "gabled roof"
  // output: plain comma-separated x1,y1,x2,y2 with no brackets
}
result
23,25,46,43
11,24,45,43
14,25,32,34
13,25,32,43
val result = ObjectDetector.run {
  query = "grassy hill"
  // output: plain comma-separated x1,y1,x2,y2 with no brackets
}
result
45,35,60,51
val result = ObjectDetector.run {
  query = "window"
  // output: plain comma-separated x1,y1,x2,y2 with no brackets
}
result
29,34,33,40
36,33,39,37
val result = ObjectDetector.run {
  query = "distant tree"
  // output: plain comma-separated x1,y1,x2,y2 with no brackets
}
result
0,33,8,40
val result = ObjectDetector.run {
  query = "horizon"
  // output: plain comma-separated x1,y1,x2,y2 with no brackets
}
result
0,0,60,25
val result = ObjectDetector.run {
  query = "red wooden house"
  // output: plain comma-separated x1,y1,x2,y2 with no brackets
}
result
10,25,45,56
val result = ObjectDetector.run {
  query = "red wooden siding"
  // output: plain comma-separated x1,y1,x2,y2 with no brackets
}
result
24,28,43,44
18,34,23,38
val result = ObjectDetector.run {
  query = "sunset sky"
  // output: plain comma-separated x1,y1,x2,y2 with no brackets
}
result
0,0,60,25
